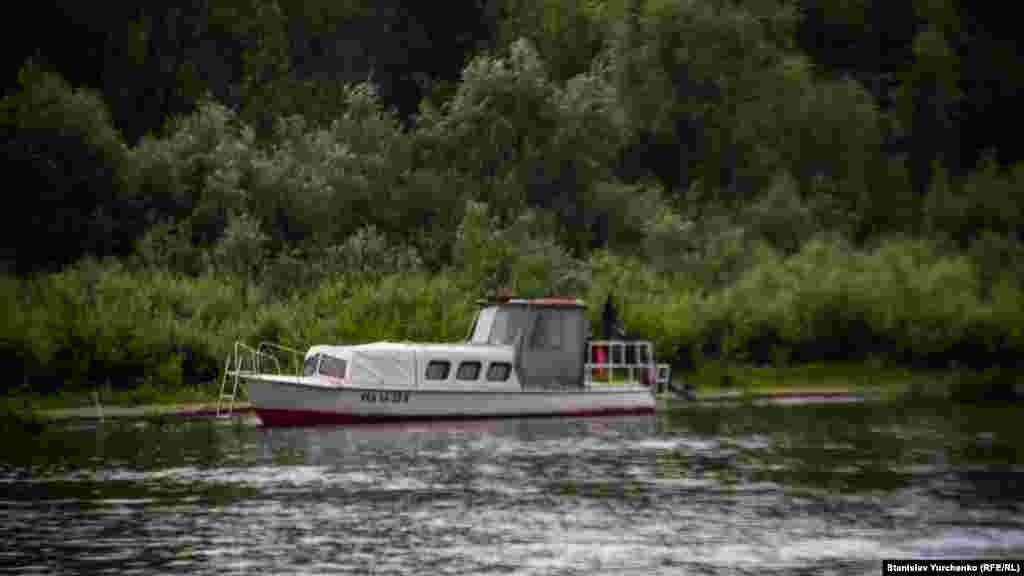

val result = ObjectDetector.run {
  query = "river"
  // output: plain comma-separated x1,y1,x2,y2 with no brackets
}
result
2,399,1023,575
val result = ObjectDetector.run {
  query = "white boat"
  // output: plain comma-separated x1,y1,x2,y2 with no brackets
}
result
219,296,670,425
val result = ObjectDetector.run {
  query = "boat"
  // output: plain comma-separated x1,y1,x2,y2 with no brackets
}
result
218,295,671,425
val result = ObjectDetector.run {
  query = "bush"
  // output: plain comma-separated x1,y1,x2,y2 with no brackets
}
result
291,272,474,346
452,201,587,297
924,158,1024,248
968,231,1024,297
619,287,709,371
211,211,269,280
741,172,814,254
261,248,322,300
133,220,208,276
687,235,1024,368
4,262,251,395
6,230,1023,399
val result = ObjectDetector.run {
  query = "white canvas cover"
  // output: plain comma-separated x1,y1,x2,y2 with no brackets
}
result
346,342,417,388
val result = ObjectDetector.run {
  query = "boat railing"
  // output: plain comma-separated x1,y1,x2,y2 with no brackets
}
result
218,341,304,417
255,341,305,377
585,340,659,388
655,363,672,392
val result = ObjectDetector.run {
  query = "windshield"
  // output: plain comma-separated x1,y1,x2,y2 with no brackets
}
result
302,354,319,377
468,306,530,345
318,355,346,379
488,306,530,346
469,307,496,343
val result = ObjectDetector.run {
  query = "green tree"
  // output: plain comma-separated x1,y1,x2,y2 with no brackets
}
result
416,38,625,254
616,0,797,201
0,62,132,273
130,98,256,254
894,12,961,203
213,211,269,282
493,0,610,84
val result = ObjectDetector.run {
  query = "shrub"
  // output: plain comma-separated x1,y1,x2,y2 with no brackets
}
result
680,235,1022,368
211,211,269,280
290,271,474,346
133,220,208,276
741,172,814,254
261,248,322,300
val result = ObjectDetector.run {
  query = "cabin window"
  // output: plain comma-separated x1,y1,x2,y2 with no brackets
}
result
302,354,320,377
487,307,530,346
470,305,533,346
489,308,514,345
486,362,512,382
530,309,562,349
425,360,451,380
456,361,481,381
319,355,347,379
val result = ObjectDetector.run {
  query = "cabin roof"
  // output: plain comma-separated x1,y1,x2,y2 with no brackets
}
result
476,296,586,308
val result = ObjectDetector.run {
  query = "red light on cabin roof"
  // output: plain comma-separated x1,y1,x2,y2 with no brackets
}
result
494,287,514,302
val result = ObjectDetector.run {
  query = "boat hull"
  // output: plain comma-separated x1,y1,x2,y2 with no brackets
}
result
244,376,656,426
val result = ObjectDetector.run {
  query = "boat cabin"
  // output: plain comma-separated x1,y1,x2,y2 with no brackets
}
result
277,296,657,391
466,297,589,388
466,296,656,389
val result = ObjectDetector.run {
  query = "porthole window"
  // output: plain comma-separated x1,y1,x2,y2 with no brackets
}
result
486,362,512,382
425,360,451,380
456,361,481,381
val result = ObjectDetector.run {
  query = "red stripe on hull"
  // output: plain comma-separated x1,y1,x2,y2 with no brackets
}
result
255,406,655,427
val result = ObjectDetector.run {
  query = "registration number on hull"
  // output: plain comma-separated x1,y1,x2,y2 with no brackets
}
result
359,390,411,403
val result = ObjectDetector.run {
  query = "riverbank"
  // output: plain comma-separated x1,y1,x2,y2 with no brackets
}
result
7,362,1019,425
681,361,1023,402
37,401,254,423
33,387,868,423
2,385,233,428
34,389,866,424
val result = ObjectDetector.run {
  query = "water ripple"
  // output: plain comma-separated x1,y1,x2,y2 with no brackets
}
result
1,403,1023,574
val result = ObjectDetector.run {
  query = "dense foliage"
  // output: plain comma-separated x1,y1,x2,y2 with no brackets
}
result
1,0,1022,395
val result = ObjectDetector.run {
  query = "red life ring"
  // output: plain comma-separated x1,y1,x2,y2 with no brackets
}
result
594,344,608,377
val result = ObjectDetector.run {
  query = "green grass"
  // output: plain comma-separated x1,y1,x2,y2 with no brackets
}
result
680,361,1022,402
0,397,48,433
687,361,924,393
13,381,221,412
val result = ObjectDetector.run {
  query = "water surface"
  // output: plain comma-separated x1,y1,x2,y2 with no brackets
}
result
2,399,1023,575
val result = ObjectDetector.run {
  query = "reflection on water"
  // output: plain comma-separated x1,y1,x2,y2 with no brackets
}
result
2,400,1023,575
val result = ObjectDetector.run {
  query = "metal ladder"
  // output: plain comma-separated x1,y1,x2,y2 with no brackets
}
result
217,342,257,418
216,342,304,418
217,350,242,418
